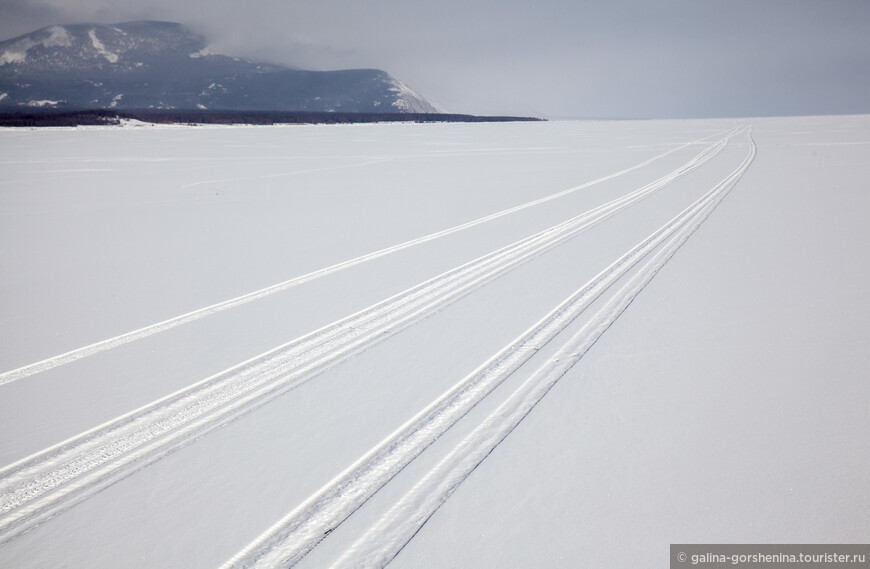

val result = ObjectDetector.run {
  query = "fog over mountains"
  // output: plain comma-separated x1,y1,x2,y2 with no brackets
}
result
0,21,440,113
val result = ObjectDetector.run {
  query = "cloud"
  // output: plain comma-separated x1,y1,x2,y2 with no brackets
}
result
0,0,67,40
1,0,868,117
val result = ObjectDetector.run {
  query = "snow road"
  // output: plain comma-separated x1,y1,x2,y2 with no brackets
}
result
1,117,868,568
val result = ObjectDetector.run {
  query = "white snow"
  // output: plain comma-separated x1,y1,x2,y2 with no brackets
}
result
0,50,26,65
88,29,118,63
201,83,228,97
388,78,441,113
0,116,868,569
0,26,71,66
23,99,61,107
42,26,72,48
117,118,150,128
0,93,7,102
109,94,124,108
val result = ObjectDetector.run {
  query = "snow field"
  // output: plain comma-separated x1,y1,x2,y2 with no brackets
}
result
0,122,739,464
382,116,870,568
0,127,743,544
1,116,867,568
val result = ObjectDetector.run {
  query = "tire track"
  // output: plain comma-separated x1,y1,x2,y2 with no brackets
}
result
0,127,736,386
218,130,756,569
332,129,757,569
0,131,737,545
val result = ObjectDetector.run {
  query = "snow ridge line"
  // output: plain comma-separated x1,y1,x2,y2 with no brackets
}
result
217,129,754,569
333,130,757,569
0,127,736,386
0,133,734,544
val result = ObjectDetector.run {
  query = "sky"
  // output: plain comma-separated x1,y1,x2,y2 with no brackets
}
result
1,0,868,118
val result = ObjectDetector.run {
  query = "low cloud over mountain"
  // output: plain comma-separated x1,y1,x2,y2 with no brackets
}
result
0,21,439,113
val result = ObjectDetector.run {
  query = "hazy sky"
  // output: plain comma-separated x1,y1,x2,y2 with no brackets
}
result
1,0,868,118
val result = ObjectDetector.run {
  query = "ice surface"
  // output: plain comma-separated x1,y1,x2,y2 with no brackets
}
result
0,116,868,568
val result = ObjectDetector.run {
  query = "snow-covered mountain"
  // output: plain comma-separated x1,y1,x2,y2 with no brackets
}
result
0,21,439,113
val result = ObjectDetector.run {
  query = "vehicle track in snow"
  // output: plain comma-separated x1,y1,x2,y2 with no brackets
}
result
332,130,757,569
0,128,737,386
219,129,756,569
0,130,738,545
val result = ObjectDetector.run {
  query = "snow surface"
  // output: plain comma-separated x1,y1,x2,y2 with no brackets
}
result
387,79,441,113
88,29,119,63
0,26,72,66
23,99,62,107
0,116,868,568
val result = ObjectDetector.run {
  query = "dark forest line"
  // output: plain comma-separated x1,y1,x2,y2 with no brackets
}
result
0,108,544,127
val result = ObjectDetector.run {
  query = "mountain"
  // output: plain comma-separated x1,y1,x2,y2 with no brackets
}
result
0,21,439,113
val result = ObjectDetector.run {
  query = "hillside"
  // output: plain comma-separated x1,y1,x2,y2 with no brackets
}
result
0,21,439,112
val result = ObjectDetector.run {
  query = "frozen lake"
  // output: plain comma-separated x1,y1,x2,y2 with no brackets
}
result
1,116,868,568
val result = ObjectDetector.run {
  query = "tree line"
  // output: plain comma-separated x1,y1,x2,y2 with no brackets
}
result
0,109,544,127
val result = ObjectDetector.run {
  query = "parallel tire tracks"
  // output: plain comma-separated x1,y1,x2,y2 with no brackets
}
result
0,131,736,545
0,128,735,386
219,129,756,569
332,129,757,569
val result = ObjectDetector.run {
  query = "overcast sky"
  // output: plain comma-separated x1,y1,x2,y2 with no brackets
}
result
1,0,868,118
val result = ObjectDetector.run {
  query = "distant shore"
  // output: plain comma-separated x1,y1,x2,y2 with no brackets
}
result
0,108,545,127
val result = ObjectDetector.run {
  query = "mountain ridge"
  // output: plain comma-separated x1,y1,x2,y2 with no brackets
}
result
0,21,440,113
